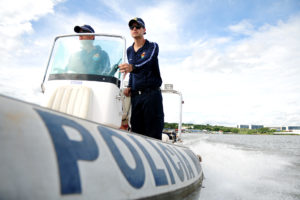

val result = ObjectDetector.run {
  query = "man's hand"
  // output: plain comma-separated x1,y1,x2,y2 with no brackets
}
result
123,87,131,97
118,63,133,78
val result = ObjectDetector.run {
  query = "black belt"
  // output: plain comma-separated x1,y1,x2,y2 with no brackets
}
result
131,87,160,96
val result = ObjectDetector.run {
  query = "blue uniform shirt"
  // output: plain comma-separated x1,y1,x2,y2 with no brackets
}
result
127,40,162,91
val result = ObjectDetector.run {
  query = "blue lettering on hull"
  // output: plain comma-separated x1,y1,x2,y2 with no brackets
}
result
147,139,176,184
34,109,201,195
130,136,168,186
158,143,185,182
98,126,145,188
35,109,99,194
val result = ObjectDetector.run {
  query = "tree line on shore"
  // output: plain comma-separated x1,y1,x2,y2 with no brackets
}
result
164,122,276,134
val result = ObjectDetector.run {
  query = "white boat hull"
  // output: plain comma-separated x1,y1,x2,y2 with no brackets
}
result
0,95,203,200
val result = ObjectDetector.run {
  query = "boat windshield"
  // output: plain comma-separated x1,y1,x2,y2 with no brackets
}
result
48,35,124,79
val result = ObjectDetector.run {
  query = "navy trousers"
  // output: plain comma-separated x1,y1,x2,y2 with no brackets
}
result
130,89,164,140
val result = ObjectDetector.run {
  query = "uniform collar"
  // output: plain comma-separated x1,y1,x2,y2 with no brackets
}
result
131,39,149,52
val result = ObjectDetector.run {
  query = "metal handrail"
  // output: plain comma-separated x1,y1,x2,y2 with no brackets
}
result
161,88,183,139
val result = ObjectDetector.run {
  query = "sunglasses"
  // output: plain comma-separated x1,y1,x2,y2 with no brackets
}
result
130,25,142,30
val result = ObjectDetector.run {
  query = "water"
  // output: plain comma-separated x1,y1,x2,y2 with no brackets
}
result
183,133,300,200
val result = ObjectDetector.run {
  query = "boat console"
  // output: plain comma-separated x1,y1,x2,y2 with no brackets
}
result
41,34,126,128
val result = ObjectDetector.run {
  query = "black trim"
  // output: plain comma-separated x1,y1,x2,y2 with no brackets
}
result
48,74,120,87
140,173,204,200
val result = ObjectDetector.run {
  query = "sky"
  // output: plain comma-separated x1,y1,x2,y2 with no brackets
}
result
0,0,300,127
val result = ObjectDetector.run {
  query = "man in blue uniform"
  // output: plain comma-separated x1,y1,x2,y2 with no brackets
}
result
67,25,110,75
119,18,164,140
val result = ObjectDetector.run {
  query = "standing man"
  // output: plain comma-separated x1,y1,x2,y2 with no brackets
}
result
119,17,164,140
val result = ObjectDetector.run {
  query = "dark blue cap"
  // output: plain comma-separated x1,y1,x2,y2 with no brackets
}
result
74,25,95,33
129,17,145,28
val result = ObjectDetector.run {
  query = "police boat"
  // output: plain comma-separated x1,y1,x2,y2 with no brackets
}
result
0,33,203,199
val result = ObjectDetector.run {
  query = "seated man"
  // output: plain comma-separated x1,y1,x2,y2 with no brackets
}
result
66,25,110,75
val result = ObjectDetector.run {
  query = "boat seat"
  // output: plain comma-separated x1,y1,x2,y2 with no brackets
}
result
46,85,92,119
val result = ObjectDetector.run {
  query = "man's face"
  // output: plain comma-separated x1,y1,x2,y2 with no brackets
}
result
79,35,95,40
78,30,94,49
130,22,145,38
79,30,95,40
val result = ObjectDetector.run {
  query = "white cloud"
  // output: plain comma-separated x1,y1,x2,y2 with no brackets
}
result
137,2,192,53
228,20,255,35
0,0,64,63
162,15,300,126
0,0,59,25
0,0,65,103
0,0,63,37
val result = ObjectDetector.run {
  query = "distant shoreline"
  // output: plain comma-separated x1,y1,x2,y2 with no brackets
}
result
183,131,300,136
273,132,300,135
